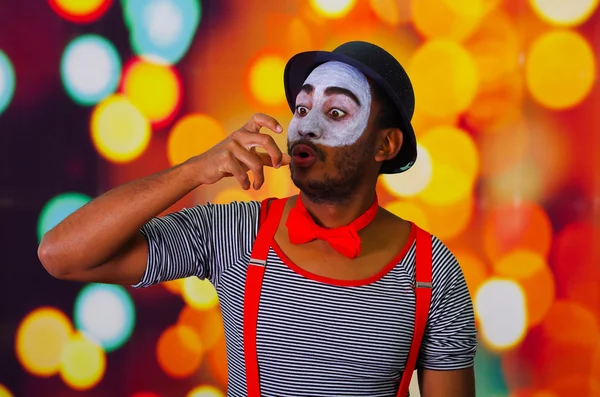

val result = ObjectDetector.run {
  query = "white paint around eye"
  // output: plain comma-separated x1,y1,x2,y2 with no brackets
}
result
287,61,372,147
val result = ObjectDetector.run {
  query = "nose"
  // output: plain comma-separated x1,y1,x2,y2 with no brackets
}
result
298,129,322,139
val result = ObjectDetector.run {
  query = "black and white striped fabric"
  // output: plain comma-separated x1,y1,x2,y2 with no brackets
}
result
134,201,477,397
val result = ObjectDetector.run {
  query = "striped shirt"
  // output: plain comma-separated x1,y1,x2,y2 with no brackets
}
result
133,201,477,397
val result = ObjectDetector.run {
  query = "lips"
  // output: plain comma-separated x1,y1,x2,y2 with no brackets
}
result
291,144,317,168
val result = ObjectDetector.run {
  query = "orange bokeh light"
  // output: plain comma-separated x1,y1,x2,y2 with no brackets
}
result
167,114,227,167
418,195,474,240
178,306,225,351
482,201,552,263
156,325,204,378
452,250,489,302
494,250,555,327
163,279,185,295
207,333,228,388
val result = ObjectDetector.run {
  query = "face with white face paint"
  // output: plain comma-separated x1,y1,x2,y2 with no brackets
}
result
287,61,380,204
287,61,372,147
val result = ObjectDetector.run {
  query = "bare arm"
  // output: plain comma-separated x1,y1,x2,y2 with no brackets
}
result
418,367,475,397
38,113,290,285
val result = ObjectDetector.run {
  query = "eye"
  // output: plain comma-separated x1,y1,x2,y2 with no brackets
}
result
296,105,309,116
329,108,346,119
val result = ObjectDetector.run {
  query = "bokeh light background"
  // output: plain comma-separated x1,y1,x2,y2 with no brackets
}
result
0,0,599,396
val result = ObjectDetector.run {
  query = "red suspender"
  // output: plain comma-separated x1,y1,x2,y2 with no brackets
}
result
243,198,287,397
244,201,432,397
396,227,433,397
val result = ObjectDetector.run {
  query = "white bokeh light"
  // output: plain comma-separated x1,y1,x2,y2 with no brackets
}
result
74,284,135,352
61,35,121,105
144,0,184,46
530,0,599,26
381,144,433,197
475,278,527,350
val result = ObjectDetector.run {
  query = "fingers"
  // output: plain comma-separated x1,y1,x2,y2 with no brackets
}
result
244,113,283,134
256,152,291,167
231,129,284,169
229,143,266,190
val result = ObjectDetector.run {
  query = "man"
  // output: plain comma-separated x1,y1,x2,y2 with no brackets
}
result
38,41,477,396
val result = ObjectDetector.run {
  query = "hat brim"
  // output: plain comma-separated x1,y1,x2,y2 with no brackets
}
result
283,50,417,174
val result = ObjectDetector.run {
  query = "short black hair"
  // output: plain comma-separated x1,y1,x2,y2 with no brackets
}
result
370,82,401,131
370,82,401,174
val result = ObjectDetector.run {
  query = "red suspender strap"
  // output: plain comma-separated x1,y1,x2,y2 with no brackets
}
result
243,198,287,397
396,226,433,397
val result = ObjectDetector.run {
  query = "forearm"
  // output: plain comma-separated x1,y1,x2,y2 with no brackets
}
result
38,158,202,275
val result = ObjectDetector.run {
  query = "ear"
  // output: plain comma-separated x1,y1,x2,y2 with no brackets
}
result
374,128,403,163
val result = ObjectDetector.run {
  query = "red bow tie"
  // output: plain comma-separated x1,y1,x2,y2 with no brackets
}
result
285,195,379,259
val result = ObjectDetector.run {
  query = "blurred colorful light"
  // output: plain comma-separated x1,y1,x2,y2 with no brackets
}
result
411,0,499,41
476,278,527,350
409,40,479,117
482,201,552,263
368,0,411,26
420,195,474,240
122,59,182,127
384,200,430,230
15,307,73,377
48,0,112,23
123,0,201,64
309,0,357,18
61,35,122,106
90,94,151,163
0,50,16,116
156,324,204,378
381,144,432,198
452,250,489,302
187,385,225,397
0,385,13,397
248,55,287,107
167,114,226,166
213,189,253,205
529,0,599,27
182,277,219,310
207,335,228,387
494,250,555,327
179,306,224,351
59,333,106,390
526,29,596,109
418,126,479,205
38,192,92,242
74,283,136,352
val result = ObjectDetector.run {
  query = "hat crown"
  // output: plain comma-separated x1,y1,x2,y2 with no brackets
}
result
332,41,415,119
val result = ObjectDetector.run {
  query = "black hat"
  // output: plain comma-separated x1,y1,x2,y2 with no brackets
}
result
283,41,417,174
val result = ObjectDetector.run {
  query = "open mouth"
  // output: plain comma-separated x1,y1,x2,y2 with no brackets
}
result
291,144,317,167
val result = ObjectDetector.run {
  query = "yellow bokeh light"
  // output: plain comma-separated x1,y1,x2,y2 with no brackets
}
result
417,126,479,205
475,278,527,351
91,94,151,163
530,0,599,27
409,40,479,118
59,333,106,390
0,385,13,397
384,200,429,230
309,0,357,18
182,277,219,310
248,55,287,107
122,60,181,125
453,250,489,302
411,0,500,41
53,0,107,16
167,114,227,166
163,279,185,294
526,29,596,109
187,385,225,397
381,144,432,198
15,307,73,377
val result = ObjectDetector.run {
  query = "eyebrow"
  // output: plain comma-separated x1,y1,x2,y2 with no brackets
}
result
299,84,361,107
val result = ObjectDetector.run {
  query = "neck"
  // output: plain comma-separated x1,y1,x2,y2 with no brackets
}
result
299,188,377,229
